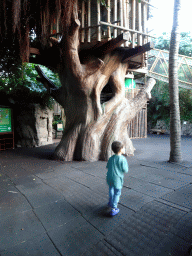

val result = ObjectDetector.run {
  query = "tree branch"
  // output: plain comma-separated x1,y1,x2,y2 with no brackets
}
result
129,78,156,109
30,45,61,71
60,18,84,82
82,78,156,161
49,37,60,47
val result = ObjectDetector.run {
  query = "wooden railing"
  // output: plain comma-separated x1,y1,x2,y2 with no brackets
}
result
79,0,153,47
128,106,147,138
125,88,141,99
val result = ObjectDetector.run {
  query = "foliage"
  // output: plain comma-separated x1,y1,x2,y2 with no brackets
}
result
52,120,63,130
154,32,192,57
148,80,192,126
0,62,60,109
148,81,170,126
154,33,170,51
179,88,192,122
148,32,192,127
179,32,192,57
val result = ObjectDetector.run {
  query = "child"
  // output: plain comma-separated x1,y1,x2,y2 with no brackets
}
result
106,141,128,216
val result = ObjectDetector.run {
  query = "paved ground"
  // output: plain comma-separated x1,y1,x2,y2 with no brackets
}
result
0,134,192,256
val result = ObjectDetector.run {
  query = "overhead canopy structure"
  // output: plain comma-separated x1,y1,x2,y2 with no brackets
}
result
148,49,192,90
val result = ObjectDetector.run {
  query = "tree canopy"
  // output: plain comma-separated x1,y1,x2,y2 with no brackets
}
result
0,0,66,107
155,32,192,57
0,0,87,63
0,62,60,108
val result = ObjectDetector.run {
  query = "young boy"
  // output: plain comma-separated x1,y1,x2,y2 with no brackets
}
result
106,141,128,216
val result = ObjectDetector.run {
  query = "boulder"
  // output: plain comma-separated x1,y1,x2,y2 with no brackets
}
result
15,104,53,147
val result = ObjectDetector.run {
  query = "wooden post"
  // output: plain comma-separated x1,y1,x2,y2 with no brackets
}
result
142,2,147,45
50,20,53,35
131,78,134,98
126,0,130,27
56,15,60,40
128,0,131,44
114,0,117,38
132,0,136,48
81,1,85,43
119,0,123,36
123,0,127,28
143,2,148,66
137,0,142,46
124,0,129,46
107,0,111,39
97,0,101,41
87,0,91,42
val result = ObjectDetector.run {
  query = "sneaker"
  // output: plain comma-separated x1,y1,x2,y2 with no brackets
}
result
110,208,120,216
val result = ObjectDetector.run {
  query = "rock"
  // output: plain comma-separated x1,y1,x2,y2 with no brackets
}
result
15,104,53,147
151,120,192,136
182,121,192,136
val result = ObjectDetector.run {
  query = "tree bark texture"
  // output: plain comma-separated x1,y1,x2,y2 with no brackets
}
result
36,0,156,161
169,0,182,162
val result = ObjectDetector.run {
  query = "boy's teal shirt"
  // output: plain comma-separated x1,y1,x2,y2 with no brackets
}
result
106,154,129,189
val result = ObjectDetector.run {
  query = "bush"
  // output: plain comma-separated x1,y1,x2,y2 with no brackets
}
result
148,80,192,127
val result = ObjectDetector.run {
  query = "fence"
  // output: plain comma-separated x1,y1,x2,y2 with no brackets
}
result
125,87,147,138
79,0,152,47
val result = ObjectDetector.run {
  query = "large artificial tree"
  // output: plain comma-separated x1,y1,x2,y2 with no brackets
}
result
0,0,155,161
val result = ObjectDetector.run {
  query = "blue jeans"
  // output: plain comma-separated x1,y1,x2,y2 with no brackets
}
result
109,186,121,208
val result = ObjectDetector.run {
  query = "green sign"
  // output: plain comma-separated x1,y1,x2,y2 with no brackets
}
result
125,78,136,89
0,108,12,133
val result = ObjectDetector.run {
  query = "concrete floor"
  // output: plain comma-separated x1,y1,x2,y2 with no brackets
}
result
0,134,192,255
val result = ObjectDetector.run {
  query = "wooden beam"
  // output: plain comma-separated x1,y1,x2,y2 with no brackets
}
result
79,32,130,62
99,21,155,38
80,39,109,51
92,32,130,56
30,47,40,55
127,67,148,73
122,42,154,63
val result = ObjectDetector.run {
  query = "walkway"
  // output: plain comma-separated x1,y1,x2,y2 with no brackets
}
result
0,135,192,255
148,49,192,90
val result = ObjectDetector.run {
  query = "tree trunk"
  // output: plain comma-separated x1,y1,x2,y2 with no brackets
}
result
35,0,156,161
169,0,182,162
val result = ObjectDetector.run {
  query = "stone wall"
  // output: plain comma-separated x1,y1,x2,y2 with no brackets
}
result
151,120,192,136
181,121,192,136
15,104,53,147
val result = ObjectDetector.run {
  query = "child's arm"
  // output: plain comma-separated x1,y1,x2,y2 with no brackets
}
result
122,158,128,173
